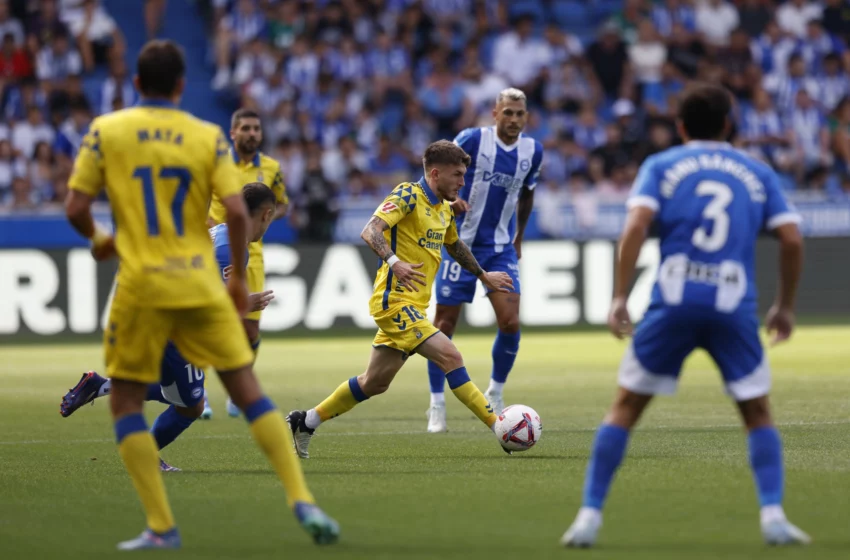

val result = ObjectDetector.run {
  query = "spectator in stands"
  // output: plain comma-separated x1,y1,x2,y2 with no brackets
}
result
695,0,739,46
750,19,796,75
233,35,276,87
27,0,70,54
574,104,607,152
628,19,666,89
366,30,411,102
820,52,850,112
591,122,632,178
322,134,368,188
492,15,550,103
764,52,821,113
739,87,793,171
144,0,166,39
0,0,24,48
650,0,696,39
587,22,631,100
53,98,89,174
212,0,267,89
800,18,844,75
244,61,294,118
28,140,57,202
611,0,647,45
418,61,474,140
12,104,53,158
787,88,832,185
300,144,337,242
98,57,134,116
48,72,90,121
0,31,31,79
35,30,82,85
286,35,320,94
830,96,850,173
368,134,409,192
7,175,35,210
737,0,772,37
0,138,25,202
823,0,850,45
666,21,706,78
65,0,125,72
776,0,823,38
268,0,304,50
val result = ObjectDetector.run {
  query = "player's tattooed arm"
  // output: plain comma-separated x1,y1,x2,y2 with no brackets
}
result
361,216,394,261
445,240,484,277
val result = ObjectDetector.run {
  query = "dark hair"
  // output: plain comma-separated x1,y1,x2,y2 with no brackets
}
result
242,182,276,215
678,84,732,141
422,140,471,170
231,108,261,130
136,40,185,97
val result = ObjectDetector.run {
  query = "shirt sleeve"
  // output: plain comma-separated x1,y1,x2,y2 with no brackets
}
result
210,126,241,201
626,155,661,212
372,185,415,228
524,141,544,190
763,169,801,230
445,211,459,245
453,127,479,162
271,162,289,205
68,121,104,197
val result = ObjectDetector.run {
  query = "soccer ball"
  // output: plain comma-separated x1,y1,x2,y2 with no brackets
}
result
495,404,542,452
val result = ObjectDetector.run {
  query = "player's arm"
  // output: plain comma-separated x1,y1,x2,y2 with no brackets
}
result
65,123,114,260
445,239,513,293
513,186,534,258
272,165,289,220
360,215,427,292
610,205,655,339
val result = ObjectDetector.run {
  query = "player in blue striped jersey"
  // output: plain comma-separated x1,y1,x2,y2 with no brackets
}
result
426,88,543,432
562,85,809,548
59,183,276,472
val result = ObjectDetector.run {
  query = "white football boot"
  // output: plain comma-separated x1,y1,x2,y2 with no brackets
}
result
484,390,504,417
561,508,602,548
426,404,447,433
762,519,811,545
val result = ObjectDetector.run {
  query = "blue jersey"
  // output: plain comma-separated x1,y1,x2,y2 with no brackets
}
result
629,141,800,315
209,223,249,281
453,126,543,251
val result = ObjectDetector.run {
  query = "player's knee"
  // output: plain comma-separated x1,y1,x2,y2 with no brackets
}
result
433,316,458,337
737,396,773,430
497,315,520,334
242,319,260,344
179,400,205,420
357,372,390,397
439,347,464,373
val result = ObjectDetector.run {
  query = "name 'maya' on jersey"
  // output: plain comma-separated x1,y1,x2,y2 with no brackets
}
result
207,151,288,233
629,141,801,315
453,126,543,251
369,179,458,315
68,100,242,307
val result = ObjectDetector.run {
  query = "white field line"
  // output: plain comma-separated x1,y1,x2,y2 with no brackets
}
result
1,419,848,446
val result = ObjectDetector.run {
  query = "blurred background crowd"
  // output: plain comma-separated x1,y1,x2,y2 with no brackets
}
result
2,0,849,240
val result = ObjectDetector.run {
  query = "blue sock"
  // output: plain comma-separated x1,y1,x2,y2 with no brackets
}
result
748,426,784,506
145,384,169,404
427,334,451,393
491,330,520,384
151,406,196,450
582,424,631,509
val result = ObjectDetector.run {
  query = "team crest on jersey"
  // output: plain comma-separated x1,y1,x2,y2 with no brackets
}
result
381,201,398,213
520,159,531,172
257,171,264,183
425,207,431,216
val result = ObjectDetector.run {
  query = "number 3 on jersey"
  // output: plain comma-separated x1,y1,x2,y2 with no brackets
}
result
133,166,191,236
692,180,732,252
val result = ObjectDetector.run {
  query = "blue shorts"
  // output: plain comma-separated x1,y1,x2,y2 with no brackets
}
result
435,246,521,305
618,305,770,401
157,342,206,408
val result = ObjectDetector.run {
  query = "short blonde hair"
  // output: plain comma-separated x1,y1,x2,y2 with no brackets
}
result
496,88,527,105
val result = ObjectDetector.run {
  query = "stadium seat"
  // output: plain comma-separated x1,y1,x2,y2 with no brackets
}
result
552,1,591,32
507,0,546,25
592,0,624,25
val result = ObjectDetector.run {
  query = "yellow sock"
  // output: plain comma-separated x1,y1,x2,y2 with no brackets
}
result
315,377,368,422
447,367,497,428
246,398,315,507
115,414,175,534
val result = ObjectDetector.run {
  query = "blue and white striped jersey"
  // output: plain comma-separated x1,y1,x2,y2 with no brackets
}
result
453,127,543,251
629,142,800,315
209,223,248,282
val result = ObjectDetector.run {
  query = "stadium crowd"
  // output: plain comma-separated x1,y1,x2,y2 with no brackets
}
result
3,0,850,238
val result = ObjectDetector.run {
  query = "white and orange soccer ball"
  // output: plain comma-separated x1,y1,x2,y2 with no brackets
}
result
495,404,542,452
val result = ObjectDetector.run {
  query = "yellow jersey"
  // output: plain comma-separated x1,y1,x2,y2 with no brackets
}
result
208,150,288,234
369,179,458,315
69,100,242,308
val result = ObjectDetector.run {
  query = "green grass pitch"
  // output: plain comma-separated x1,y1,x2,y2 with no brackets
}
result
1,327,849,559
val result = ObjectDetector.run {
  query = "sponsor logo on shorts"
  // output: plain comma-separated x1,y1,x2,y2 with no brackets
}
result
192,388,203,399
413,326,422,339
441,285,452,298
381,201,398,213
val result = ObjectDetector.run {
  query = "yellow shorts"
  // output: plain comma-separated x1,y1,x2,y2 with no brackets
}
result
105,290,254,385
246,241,264,321
372,303,440,357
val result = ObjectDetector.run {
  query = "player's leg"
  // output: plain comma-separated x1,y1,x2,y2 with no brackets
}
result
426,304,462,433
105,300,181,550
173,303,338,544
708,314,810,546
562,308,693,548
288,345,406,458
483,249,522,415
225,252,265,418
415,332,500,433
485,291,520,415
428,255,476,433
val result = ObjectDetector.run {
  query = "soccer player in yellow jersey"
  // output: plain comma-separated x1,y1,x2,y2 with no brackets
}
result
205,108,288,419
286,140,515,457
64,40,338,550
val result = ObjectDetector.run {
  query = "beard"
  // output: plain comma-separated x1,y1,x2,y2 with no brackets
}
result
237,139,259,153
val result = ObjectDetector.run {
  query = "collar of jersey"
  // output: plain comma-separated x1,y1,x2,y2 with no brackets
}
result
493,126,519,152
418,177,440,205
137,99,178,109
686,140,732,150
231,150,261,167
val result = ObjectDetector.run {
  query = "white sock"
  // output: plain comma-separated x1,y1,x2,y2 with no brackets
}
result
305,408,322,430
760,504,786,525
97,379,111,397
577,506,602,524
487,380,505,395
430,392,446,407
